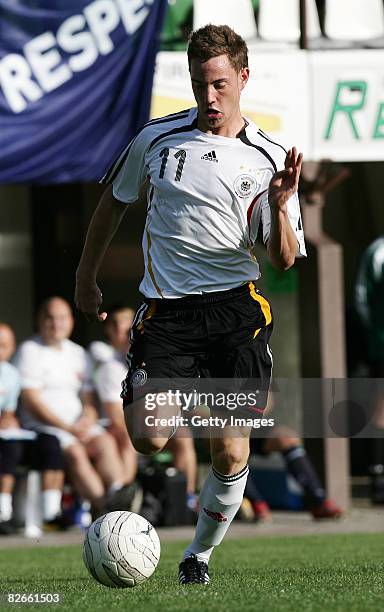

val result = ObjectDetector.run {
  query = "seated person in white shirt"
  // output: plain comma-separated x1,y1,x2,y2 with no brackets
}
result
16,297,136,523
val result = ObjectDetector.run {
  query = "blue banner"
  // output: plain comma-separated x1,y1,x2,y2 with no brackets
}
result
0,0,167,183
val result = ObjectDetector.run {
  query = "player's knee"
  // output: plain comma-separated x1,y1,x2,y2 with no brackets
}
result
212,447,249,475
131,437,166,456
211,435,250,474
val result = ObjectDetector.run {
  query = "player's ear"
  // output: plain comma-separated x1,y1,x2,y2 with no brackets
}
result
239,67,250,90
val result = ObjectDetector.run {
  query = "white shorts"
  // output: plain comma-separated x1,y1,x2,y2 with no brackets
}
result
31,423,105,450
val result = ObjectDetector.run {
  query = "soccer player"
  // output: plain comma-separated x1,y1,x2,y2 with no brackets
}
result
75,25,306,584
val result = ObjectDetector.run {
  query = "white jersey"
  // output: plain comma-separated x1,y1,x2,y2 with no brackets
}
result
16,336,94,428
102,108,306,298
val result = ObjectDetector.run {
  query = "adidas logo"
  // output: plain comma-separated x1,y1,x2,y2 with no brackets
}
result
203,507,228,522
201,150,218,162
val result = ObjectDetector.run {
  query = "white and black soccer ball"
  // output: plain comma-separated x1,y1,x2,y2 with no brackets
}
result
83,511,160,588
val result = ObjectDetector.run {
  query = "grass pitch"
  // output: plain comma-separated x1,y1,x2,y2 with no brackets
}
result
1,533,383,611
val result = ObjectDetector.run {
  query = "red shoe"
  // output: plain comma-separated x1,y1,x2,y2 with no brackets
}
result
252,500,272,523
311,499,344,520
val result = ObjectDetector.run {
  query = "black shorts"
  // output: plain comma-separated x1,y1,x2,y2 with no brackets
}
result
0,434,64,474
0,440,33,475
122,281,273,414
34,433,65,471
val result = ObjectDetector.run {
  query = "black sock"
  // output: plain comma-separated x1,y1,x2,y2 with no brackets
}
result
244,474,265,504
282,446,325,506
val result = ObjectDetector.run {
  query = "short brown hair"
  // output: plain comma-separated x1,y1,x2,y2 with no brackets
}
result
187,24,248,73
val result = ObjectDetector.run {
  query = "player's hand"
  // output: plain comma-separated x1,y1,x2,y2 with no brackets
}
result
71,427,90,444
74,275,107,322
71,415,94,442
268,147,303,213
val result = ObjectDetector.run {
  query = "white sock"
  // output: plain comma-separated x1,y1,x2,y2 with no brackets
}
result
42,489,62,521
0,493,12,521
183,465,249,564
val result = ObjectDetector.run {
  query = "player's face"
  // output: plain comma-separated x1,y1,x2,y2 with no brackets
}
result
0,325,16,362
190,54,249,135
105,308,134,351
38,298,74,345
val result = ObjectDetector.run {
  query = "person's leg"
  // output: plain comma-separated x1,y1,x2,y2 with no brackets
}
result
113,432,138,484
41,478,62,526
85,431,142,513
0,440,24,522
181,430,250,578
264,434,343,517
167,430,197,498
0,474,14,494
64,442,105,509
179,285,274,583
244,474,271,522
41,471,65,522
106,403,138,483
0,474,15,523
265,435,325,504
41,471,64,490
244,437,272,521
35,434,65,522
85,432,127,491
244,476,264,503
124,395,182,456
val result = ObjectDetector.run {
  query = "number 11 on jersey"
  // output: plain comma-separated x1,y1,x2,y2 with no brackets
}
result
159,148,187,182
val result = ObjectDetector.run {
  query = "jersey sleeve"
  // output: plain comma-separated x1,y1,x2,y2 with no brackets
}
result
100,128,150,204
259,191,307,257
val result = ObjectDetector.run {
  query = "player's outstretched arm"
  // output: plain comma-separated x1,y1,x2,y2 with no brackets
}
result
75,185,127,322
267,147,303,271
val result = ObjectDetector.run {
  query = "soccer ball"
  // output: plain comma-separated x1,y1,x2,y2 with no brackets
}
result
83,511,160,588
